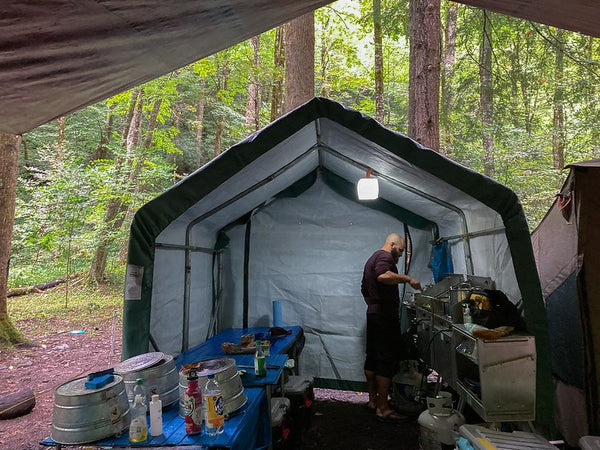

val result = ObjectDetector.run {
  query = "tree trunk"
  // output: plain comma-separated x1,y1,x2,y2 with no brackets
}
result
215,117,225,157
121,89,141,148
284,12,315,113
0,134,24,344
92,104,115,161
552,28,566,171
271,25,285,121
0,134,20,308
245,35,261,134
0,387,35,419
480,12,494,177
89,92,144,283
57,116,66,149
143,98,162,150
196,78,206,167
214,66,229,157
440,2,458,156
373,0,385,123
408,0,441,151
319,16,331,98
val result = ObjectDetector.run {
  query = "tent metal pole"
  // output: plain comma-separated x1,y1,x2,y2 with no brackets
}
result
182,242,192,352
320,145,475,274
205,249,224,340
155,242,214,253
182,145,320,350
433,226,505,243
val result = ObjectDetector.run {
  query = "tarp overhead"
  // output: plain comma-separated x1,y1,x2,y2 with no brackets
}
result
532,160,600,444
123,97,553,425
0,0,332,135
1,0,600,135
455,0,600,39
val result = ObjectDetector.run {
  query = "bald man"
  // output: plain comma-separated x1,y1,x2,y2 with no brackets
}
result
361,233,421,423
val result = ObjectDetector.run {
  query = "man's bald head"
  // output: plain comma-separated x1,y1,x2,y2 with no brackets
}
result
382,233,405,263
385,233,404,248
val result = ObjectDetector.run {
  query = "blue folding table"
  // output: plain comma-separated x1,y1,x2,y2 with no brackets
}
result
42,326,303,449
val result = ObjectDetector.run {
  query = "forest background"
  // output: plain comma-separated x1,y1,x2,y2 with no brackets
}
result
5,0,600,312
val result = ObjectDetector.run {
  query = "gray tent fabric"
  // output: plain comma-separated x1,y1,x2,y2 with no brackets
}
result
123,97,552,426
532,160,600,443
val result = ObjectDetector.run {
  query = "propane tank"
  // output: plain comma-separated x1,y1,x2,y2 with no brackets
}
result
418,391,465,450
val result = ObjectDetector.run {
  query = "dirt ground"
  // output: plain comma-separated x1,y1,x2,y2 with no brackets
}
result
0,313,421,450
0,314,122,450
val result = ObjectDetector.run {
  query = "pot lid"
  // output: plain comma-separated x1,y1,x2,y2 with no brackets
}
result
56,374,123,396
181,357,236,377
113,352,165,374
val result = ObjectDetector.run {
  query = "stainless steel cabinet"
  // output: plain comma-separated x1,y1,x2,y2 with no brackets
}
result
453,324,536,422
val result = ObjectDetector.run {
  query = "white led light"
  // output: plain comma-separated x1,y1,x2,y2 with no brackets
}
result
357,177,379,200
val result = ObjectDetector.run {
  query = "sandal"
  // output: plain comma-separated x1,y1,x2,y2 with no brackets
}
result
366,402,377,413
376,410,410,423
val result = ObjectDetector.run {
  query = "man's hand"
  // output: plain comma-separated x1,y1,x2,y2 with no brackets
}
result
409,278,422,290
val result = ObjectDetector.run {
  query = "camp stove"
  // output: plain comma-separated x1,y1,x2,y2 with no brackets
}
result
415,274,495,322
409,274,495,389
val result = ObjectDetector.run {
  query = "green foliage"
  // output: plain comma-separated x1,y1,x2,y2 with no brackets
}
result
7,280,123,323
10,0,600,292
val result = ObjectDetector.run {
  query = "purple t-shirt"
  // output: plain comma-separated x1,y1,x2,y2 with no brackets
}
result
361,249,400,315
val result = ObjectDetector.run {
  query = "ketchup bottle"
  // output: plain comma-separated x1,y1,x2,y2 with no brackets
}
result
183,369,203,434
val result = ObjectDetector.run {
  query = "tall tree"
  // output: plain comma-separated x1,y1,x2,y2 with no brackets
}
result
196,78,206,167
408,0,441,150
89,91,145,283
271,25,285,121
214,63,230,156
440,2,458,156
373,0,385,123
92,104,115,161
480,12,494,177
552,28,566,170
284,12,315,112
245,35,261,134
0,134,24,344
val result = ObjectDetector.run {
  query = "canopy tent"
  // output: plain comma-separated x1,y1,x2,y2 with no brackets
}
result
1,0,600,136
531,160,600,445
123,97,552,426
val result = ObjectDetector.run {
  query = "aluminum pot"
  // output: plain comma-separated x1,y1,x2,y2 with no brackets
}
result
51,374,130,444
179,357,246,417
117,353,179,408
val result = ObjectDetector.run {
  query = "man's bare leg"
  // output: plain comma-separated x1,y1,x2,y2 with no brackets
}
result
375,374,392,413
365,369,377,409
375,375,408,421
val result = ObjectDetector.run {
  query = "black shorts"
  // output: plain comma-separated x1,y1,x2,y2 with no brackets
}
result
364,313,400,378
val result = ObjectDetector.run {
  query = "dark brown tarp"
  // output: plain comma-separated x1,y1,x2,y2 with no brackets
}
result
1,0,600,135
531,160,600,445
0,0,332,135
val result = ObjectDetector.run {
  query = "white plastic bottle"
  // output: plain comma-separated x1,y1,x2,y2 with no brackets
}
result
149,394,163,437
463,304,472,324
133,378,147,407
128,394,148,443
203,374,225,436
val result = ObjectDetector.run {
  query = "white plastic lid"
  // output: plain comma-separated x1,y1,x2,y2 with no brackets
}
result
151,394,160,402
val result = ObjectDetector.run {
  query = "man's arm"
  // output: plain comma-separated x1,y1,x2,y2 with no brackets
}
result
378,271,422,290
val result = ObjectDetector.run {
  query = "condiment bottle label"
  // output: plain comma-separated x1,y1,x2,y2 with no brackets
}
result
205,394,225,428
183,394,203,431
254,355,266,376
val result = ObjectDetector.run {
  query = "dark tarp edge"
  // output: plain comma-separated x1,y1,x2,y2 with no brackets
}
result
123,98,552,426
504,212,554,426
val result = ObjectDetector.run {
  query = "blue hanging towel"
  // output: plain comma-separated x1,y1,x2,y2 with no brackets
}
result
431,240,453,283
